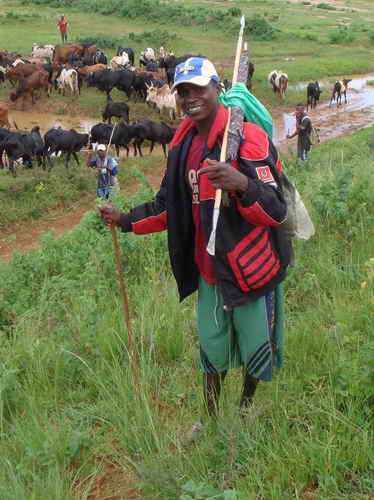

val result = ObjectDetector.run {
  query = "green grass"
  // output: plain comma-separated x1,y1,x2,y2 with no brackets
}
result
0,163,94,229
0,125,373,498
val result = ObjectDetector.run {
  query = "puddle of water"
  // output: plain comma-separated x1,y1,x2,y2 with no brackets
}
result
10,110,96,134
274,73,374,147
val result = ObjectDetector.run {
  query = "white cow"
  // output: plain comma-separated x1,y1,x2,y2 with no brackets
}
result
56,68,79,96
139,47,156,66
146,83,178,120
32,44,55,60
110,54,130,70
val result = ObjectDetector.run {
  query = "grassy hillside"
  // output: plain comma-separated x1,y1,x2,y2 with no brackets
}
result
0,126,373,498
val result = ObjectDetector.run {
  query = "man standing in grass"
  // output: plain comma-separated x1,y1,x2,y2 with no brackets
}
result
100,58,289,418
287,103,313,161
57,14,68,43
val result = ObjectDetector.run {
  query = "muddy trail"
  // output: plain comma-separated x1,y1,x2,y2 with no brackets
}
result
0,162,164,262
273,73,374,147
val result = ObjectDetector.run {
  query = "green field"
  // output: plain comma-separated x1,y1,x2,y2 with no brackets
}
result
0,1,374,498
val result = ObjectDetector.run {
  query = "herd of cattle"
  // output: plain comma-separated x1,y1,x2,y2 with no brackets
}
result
0,43,208,109
0,41,353,176
0,117,176,175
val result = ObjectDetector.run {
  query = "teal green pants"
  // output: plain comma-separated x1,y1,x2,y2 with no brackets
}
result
197,277,284,382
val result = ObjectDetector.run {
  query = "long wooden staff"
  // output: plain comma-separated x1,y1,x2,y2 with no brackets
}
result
207,15,247,256
104,125,140,389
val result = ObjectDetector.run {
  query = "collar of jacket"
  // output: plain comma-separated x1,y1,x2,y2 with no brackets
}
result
169,104,229,152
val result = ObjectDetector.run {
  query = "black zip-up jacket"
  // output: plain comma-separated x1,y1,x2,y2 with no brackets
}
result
119,105,289,308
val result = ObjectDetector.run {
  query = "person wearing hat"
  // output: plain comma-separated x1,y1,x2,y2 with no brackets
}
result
100,57,288,419
57,14,68,43
87,144,119,200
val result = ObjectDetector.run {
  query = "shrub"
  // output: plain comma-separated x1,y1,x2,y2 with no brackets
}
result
128,30,177,47
227,7,241,17
328,26,355,44
245,15,277,40
75,34,122,49
369,31,374,44
316,2,337,10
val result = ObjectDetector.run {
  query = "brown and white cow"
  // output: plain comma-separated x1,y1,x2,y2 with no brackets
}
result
268,70,288,100
329,78,351,107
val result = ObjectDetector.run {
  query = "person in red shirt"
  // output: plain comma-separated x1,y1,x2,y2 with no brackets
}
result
57,15,68,43
100,58,289,426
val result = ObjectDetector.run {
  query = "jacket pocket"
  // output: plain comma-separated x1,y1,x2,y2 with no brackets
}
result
227,227,280,292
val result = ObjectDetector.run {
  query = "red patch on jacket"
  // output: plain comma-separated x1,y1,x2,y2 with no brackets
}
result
256,166,274,184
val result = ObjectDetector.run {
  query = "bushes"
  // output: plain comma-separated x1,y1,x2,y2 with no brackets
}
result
316,2,337,10
328,26,355,44
369,31,374,44
128,30,177,47
75,34,122,49
245,15,277,40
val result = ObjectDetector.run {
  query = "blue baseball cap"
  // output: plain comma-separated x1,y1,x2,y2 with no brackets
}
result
171,57,219,92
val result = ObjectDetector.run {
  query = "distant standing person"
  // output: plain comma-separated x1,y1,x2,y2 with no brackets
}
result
287,103,313,161
87,144,119,199
58,14,68,43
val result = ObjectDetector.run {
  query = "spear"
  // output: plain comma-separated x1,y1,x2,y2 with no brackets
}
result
206,16,249,255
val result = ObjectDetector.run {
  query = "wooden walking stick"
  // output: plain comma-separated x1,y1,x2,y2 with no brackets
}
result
110,224,136,364
207,16,249,255
103,125,140,388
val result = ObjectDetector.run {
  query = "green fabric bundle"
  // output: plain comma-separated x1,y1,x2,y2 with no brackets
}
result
219,82,273,139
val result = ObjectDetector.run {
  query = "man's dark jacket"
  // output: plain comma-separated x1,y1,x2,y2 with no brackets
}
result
119,105,289,308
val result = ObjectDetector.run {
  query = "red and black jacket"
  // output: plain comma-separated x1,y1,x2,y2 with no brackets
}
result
119,105,289,308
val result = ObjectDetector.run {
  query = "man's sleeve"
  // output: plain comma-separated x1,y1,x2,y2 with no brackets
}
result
88,158,97,168
119,172,167,234
236,124,287,227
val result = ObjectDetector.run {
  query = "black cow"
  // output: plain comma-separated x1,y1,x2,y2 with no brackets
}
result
102,96,130,124
145,62,159,72
247,62,255,90
95,50,107,65
87,69,135,98
90,122,137,156
132,119,176,158
44,128,88,168
1,126,44,176
159,54,205,85
307,81,322,110
116,47,135,66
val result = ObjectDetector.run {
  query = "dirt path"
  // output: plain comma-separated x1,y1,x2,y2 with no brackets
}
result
0,163,163,262
0,196,94,261
273,73,374,147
